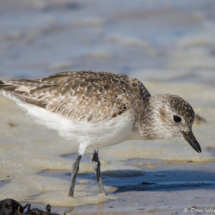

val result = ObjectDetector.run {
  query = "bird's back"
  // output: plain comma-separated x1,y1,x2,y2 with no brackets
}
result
0,71,152,150
0,71,150,123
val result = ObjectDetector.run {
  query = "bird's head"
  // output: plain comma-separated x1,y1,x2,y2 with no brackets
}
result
147,94,201,153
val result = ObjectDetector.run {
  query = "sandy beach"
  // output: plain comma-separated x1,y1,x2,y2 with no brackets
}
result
0,0,215,214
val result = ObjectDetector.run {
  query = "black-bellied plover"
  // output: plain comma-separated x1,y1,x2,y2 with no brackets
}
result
0,70,201,197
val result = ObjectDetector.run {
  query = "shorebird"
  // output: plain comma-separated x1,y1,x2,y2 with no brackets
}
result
0,70,201,197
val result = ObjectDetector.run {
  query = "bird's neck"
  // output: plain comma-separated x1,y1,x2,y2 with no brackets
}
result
132,96,164,140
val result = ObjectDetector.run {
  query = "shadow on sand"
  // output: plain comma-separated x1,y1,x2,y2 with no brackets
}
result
39,168,215,193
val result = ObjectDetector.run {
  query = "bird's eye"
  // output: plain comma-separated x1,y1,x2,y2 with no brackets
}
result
173,115,181,123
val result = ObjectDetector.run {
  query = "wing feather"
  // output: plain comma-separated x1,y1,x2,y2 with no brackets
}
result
0,71,151,122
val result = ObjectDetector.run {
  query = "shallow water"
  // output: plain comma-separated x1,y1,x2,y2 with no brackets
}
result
0,0,215,214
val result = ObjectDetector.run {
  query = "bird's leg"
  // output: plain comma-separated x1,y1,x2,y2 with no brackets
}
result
92,149,105,194
68,154,82,197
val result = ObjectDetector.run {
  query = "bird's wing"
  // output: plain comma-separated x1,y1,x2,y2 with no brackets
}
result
0,71,150,122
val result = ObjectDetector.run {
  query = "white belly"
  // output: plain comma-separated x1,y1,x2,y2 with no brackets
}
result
13,99,135,154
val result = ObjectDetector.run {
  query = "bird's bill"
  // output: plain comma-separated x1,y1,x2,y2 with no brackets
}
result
182,130,201,153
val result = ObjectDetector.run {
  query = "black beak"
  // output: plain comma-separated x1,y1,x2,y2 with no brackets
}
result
182,130,201,153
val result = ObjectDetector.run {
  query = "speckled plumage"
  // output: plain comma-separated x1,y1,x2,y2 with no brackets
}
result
0,70,199,150
0,71,150,123
170,96,195,125
0,70,201,197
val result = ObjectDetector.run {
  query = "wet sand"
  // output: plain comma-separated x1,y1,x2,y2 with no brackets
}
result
0,0,215,214
0,81,215,214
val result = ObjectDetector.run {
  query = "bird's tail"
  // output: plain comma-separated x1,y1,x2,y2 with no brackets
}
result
0,81,9,93
0,80,16,93
0,80,5,88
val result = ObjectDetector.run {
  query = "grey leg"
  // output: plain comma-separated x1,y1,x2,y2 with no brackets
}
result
68,154,82,197
92,149,105,194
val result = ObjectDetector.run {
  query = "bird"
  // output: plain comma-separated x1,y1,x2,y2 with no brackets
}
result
0,70,201,197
